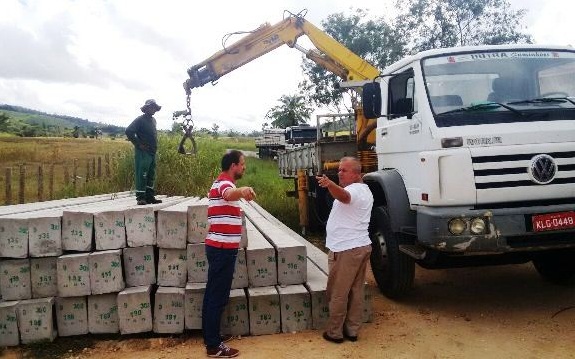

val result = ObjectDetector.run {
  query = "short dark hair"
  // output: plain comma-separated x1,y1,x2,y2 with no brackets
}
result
221,150,243,171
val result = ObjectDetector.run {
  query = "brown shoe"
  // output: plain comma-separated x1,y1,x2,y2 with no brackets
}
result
322,332,343,344
206,343,239,358
343,329,358,342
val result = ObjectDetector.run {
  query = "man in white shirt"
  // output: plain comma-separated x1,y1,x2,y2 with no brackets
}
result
317,156,373,343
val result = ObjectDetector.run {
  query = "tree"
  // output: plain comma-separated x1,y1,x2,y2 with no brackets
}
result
211,123,220,139
0,112,9,131
265,94,313,129
395,0,532,52
300,9,406,110
171,121,183,135
73,126,81,138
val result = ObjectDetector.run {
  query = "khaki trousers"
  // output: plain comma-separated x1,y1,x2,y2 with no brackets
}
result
325,244,372,339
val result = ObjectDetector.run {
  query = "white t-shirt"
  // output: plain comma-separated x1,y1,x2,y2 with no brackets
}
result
325,182,374,252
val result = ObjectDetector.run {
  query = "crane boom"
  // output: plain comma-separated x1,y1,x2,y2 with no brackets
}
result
183,10,379,95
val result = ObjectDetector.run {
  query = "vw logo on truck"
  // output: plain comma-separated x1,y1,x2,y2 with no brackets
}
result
528,154,557,184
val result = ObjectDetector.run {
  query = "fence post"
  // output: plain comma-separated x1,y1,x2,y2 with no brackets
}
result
5,167,12,205
105,153,110,177
73,159,78,192
64,166,70,186
92,158,96,180
97,157,102,178
37,165,44,202
19,164,25,204
49,164,54,200
86,160,90,183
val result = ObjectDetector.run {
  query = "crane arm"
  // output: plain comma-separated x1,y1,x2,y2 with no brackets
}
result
184,10,379,95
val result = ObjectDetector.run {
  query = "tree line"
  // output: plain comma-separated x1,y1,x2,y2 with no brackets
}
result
0,105,126,138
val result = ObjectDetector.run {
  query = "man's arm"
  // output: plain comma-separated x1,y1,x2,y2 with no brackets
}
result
316,175,351,204
125,119,139,145
222,186,256,202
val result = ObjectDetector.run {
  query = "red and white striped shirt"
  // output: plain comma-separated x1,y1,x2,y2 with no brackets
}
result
205,173,242,249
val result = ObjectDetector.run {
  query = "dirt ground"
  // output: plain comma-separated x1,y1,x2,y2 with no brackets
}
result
2,263,574,359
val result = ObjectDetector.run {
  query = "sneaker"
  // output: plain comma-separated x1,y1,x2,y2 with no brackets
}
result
137,199,147,205
206,343,239,358
322,332,343,344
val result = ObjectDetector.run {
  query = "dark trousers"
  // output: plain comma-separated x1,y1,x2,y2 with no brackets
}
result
202,245,238,348
134,148,156,200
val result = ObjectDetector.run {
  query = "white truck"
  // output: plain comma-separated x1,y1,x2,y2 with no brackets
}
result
356,44,575,297
279,44,575,297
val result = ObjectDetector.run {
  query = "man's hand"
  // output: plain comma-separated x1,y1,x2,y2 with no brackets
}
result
240,187,256,201
316,174,333,189
138,143,150,151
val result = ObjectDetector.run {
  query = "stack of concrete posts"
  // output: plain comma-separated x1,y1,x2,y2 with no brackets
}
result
56,195,153,337
115,196,187,335
239,202,310,336
0,192,361,345
56,195,155,337
153,197,200,334
0,193,133,344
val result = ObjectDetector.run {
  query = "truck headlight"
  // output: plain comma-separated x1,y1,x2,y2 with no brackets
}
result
470,217,487,234
448,218,466,235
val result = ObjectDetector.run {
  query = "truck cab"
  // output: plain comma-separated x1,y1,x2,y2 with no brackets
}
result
362,44,575,297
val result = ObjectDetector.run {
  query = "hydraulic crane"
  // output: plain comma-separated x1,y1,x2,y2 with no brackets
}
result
175,9,379,156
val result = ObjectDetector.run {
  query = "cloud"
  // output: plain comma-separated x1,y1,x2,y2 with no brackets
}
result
0,0,573,132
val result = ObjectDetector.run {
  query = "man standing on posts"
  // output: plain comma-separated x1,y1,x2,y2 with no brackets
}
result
317,156,373,343
125,99,163,205
203,150,256,358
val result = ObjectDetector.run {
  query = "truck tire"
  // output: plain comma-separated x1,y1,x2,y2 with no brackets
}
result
369,206,415,298
532,250,575,284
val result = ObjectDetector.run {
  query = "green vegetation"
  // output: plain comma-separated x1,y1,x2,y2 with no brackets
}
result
154,135,300,230
0,105,125,138
0,137,132,204
0,135,300,232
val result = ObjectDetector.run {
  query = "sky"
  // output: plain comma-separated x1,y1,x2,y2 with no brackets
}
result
0,0,573,132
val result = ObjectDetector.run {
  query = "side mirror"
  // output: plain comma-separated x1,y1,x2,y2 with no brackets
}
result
362,82,382,119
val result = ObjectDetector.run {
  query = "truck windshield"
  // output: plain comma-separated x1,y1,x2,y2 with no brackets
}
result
422,49,575,127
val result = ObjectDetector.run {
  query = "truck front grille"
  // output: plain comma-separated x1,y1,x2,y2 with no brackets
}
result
472,150,575,190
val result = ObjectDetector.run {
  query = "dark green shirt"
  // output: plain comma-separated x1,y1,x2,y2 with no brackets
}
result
125,113,157,154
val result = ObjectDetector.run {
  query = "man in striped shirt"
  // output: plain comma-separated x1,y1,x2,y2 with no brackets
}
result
203,150,256,358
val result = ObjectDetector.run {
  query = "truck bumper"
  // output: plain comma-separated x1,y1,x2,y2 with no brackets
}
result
416,203,575,254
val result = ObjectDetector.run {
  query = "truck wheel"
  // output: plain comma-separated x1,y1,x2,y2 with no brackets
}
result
369,206,415,298
532,250,575,284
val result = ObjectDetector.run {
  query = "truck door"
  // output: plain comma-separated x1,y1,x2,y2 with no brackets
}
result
380,68,425,159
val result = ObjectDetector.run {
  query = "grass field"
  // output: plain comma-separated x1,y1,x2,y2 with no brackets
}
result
0,136,132,204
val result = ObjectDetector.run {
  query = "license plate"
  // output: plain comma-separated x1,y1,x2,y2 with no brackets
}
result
532,211,575,232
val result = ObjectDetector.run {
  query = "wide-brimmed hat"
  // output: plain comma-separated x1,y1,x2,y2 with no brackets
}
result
141,99,161,112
